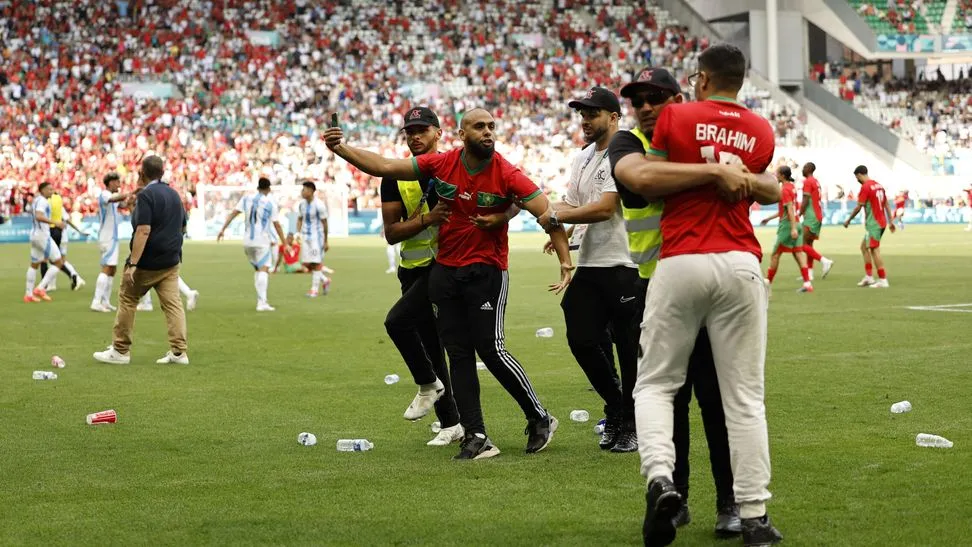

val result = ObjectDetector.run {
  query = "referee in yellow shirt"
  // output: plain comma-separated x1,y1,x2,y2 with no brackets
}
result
39,189,87,291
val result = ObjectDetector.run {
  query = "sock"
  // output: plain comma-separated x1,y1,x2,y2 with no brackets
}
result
312,270,322,292
140,292,153,307
767,268,777,283
256,271,269,303
103,276,114,305
386,244,397,270
177,277,192,297
804,244,822,262
38,265,60,290
62,261,79,280
93,273,108,305
865,263,873,277
877,268,886,280
801,267,811,283
26,267,37,296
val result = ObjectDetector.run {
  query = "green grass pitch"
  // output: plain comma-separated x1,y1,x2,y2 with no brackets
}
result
2,225,971,545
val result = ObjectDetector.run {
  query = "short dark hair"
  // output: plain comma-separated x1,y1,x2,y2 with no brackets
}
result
104,172,120,186
38,182,51,192
698,44,747,91
142,155,165,181
302,181,316,192
804,162,816,174
854,165,868,175
258,177,271,190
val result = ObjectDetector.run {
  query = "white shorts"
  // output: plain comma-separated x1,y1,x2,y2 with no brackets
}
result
30,236,61,264
300,241,322,264
244,245,273,269
100,240,120,267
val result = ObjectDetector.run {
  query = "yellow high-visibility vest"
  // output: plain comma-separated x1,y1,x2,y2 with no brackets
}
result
397,180,437,269
623,128,664,279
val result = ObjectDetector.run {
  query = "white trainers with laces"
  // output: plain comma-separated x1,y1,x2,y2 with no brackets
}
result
403,379,445,421
821,258,835,278
870,278,890,288
90,303,111,313
93,346,131,364
256,302,276,312
857,276,875,287
428,424,465,446
156,351,190,365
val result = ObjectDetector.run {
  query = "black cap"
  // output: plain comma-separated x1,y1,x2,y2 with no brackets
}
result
778,165,794,182
568,87,621,114
853,165,868,175
402,107,440,129
620,67,681,98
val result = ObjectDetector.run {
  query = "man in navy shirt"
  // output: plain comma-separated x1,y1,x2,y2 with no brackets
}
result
94,156,190,365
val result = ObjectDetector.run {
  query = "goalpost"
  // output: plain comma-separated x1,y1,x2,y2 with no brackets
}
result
192,183,350,240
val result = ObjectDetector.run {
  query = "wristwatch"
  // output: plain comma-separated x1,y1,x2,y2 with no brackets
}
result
548,210,560,228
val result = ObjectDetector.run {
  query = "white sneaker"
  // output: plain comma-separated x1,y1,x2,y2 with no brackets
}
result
73,277,86,291
256,302,276,312
104,302,117,311
857,276,875,287
870,278,890,288
156,351,189,365
403,379,445,421
428,424,465,446
821,258,834,279
187,290,199,311
93,346,130,364
90,303,111,313
385,267,396,274
136,303,153,311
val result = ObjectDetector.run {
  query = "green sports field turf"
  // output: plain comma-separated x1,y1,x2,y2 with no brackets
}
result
2,225,971,545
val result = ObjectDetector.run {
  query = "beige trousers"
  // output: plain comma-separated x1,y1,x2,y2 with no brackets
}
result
112,265,187,355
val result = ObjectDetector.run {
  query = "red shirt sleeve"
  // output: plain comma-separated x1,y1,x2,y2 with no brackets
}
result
782,185,794,207
504,161,542,202
648,107,673,158
858,183,871,204
414,152,446,179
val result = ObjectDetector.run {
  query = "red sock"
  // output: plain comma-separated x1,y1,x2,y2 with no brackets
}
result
801,267,811,283
865,264,873,276
807,256,814,269
804,244,822,262
767,268,777,282
877,268,886,279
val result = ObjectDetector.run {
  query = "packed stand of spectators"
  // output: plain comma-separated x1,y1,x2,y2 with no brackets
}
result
957,0,972,32
1,0,809,219
850,0,938,34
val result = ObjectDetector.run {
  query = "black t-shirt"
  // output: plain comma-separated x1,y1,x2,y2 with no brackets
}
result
608,130,651,210
380,177,438,221
130,181,186,270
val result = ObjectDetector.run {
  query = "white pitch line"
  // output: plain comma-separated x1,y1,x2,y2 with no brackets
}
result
905,303,972,313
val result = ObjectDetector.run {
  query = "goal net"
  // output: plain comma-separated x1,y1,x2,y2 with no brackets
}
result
192,183,350,240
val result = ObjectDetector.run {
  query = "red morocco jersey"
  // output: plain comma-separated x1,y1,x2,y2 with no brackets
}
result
859,179,889,229
414,148,542,269
648,97,775,260
803,175,823,220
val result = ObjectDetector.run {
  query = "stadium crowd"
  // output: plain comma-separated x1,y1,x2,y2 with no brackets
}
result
1,0,815,219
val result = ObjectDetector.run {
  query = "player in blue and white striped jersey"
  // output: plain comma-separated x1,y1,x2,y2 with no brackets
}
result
296,181,330,297
217,177,289,311
90,172,132,312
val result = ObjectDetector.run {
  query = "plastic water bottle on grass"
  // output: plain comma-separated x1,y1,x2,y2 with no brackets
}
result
570,410,590,422
594,419,606,435
915,434,953,448
535,328,554,338
337,439,374,452
384,374,400,385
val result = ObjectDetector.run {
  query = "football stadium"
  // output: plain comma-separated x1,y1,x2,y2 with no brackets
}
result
2,0,971,545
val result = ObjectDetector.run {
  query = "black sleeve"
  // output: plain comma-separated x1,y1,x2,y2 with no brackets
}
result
608,130,650,209
134,191,153,226
379,177,402,203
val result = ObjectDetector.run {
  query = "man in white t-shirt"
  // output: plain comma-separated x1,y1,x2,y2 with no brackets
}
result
296,181,330,297
90,172,131,312
217,177,288,311
537,87,642,453
25,183,70,302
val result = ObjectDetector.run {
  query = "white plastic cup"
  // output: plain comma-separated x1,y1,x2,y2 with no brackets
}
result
297,432,317,446
430,421,441,434
535,327,554,338
51,355,66,368
384,374,400,385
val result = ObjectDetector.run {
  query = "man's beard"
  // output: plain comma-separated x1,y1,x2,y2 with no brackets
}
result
584,125,606,144
466,139,495,159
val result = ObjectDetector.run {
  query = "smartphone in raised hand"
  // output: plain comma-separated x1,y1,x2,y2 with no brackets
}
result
330,113,339,128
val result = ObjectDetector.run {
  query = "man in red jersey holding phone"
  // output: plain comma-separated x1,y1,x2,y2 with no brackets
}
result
613,44,783,546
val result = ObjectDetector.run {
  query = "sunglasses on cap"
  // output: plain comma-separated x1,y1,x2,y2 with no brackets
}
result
629,90,674,109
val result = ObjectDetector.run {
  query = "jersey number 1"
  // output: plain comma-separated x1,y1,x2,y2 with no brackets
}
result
700,145,744,166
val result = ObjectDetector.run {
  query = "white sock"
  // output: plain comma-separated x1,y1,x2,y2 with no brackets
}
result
62,261,79,279
103,275,114,305
93,273,108,305
312,270,322,292
177,277,192,297
256,271,269,303
38,265,60,290
26,267,37,296
140,292,153,307
386,244,397,270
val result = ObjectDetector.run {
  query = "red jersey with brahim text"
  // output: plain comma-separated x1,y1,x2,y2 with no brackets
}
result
414,148,542,270
648,97,776,260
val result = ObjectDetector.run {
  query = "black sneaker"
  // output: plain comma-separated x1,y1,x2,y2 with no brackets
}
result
452,433,500,461
715,502,742,537
672,505,691,528
599,417,622,450
610,426,637,453
643,477,683,547
70,274,78,290
524,414,558,454
741,515,782,546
